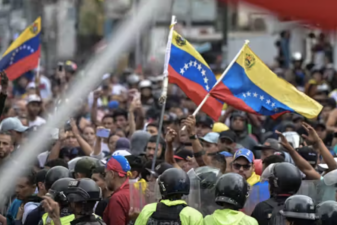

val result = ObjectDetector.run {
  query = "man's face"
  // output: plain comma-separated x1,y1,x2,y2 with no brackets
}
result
231,157,254,180
321,106,332,121
92,173,107,191
104,169,116,191
232,117,245,131
102,117,114,130
261,149,274,161
146,126,158,136
202,141,218,154
0,134,13,159
316,127,327,140
27,102,41,116
179,129,189,144
146,142,162,160
218,137,236,153
196,124,211,137
16,177,35,200
115,116,127,129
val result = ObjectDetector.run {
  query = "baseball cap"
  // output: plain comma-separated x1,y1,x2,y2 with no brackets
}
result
174,149,193,161
254,138,284,151
297,146,317,166
115,138,131,151
199,132,219,144
112,150,131,157
27,94,42,104
106,155,131,177
108,101,119,110
146,162,173,178
219,151,233,157
0,117,28,133
233,148,254,163
196,115,213,129
314,122,326,130
219,130,237,143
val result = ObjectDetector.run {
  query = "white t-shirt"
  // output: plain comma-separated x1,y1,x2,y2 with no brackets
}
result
29,116,46,127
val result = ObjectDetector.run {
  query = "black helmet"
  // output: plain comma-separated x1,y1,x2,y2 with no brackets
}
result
280,195,317,220
195,166,220,190
317,201,337,225
45,166,70,190
49,178,75,205
267,162,302,195
158,168,190,197
65,178,102,203
215,173,249,209
74,157,101,178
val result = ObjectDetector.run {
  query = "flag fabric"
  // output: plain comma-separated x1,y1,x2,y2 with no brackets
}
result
224,0,337,30
211,43,323,119
168,31,223,120
0,17,41,80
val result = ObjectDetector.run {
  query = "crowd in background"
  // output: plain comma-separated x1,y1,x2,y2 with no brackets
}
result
0,28,337,225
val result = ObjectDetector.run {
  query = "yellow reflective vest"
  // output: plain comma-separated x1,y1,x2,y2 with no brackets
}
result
41,213,75,225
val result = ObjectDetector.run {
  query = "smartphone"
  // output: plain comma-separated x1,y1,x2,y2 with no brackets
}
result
96,128,110,138
64,120,71,131
58,62,64,72
50,128,59,140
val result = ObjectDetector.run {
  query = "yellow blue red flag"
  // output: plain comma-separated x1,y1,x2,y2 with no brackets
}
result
211,43,322,119
168,31,223,120
0,17,41,80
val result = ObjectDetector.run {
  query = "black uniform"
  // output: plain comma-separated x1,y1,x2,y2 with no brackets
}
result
317,201,337,225
64,178,106,225
280,195,318,225
251,162,302,225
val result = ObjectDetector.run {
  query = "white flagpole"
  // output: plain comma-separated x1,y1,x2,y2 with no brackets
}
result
35,57,41,96
151,15,176,172
182,40,250,130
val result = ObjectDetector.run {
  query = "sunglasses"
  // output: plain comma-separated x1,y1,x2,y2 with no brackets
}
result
232,163,252,171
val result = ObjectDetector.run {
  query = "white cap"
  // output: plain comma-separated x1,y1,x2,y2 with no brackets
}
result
102,73,110,80
26,82,36,90
112,150,131,157
318,158,337,170
27,94,42,104
139,80,152,89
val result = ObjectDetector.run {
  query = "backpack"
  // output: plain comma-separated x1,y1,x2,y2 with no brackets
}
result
265,199,286,225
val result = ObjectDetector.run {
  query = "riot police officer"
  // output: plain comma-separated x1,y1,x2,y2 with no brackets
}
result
317,201,337,225
135,168,203,225
24,166,71,225
194,166,222,216
41,178,76,225
73,157,101,179
251,162,302,225
42,178,105,225
45,166,71,190
280,195,319,225
204,173,258,225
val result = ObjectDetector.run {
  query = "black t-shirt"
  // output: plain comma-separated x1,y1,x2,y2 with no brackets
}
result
94,198,110,218
251,197,288,225
24,205,45,225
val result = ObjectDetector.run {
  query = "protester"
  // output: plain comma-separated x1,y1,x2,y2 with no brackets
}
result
103,155,131,225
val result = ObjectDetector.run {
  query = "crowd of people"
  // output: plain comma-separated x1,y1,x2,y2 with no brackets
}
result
0,30,337,225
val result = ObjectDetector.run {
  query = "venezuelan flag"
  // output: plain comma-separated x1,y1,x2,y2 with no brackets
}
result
211,43,322,119
168,31,223,120
0,17,41,80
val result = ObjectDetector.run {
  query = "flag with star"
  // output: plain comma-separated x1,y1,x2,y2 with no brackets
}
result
0,17,41,80
210,43,322,119
168,31,223,120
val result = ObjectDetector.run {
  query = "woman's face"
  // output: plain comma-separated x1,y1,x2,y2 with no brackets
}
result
82,126,96,145
108,135,120,153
